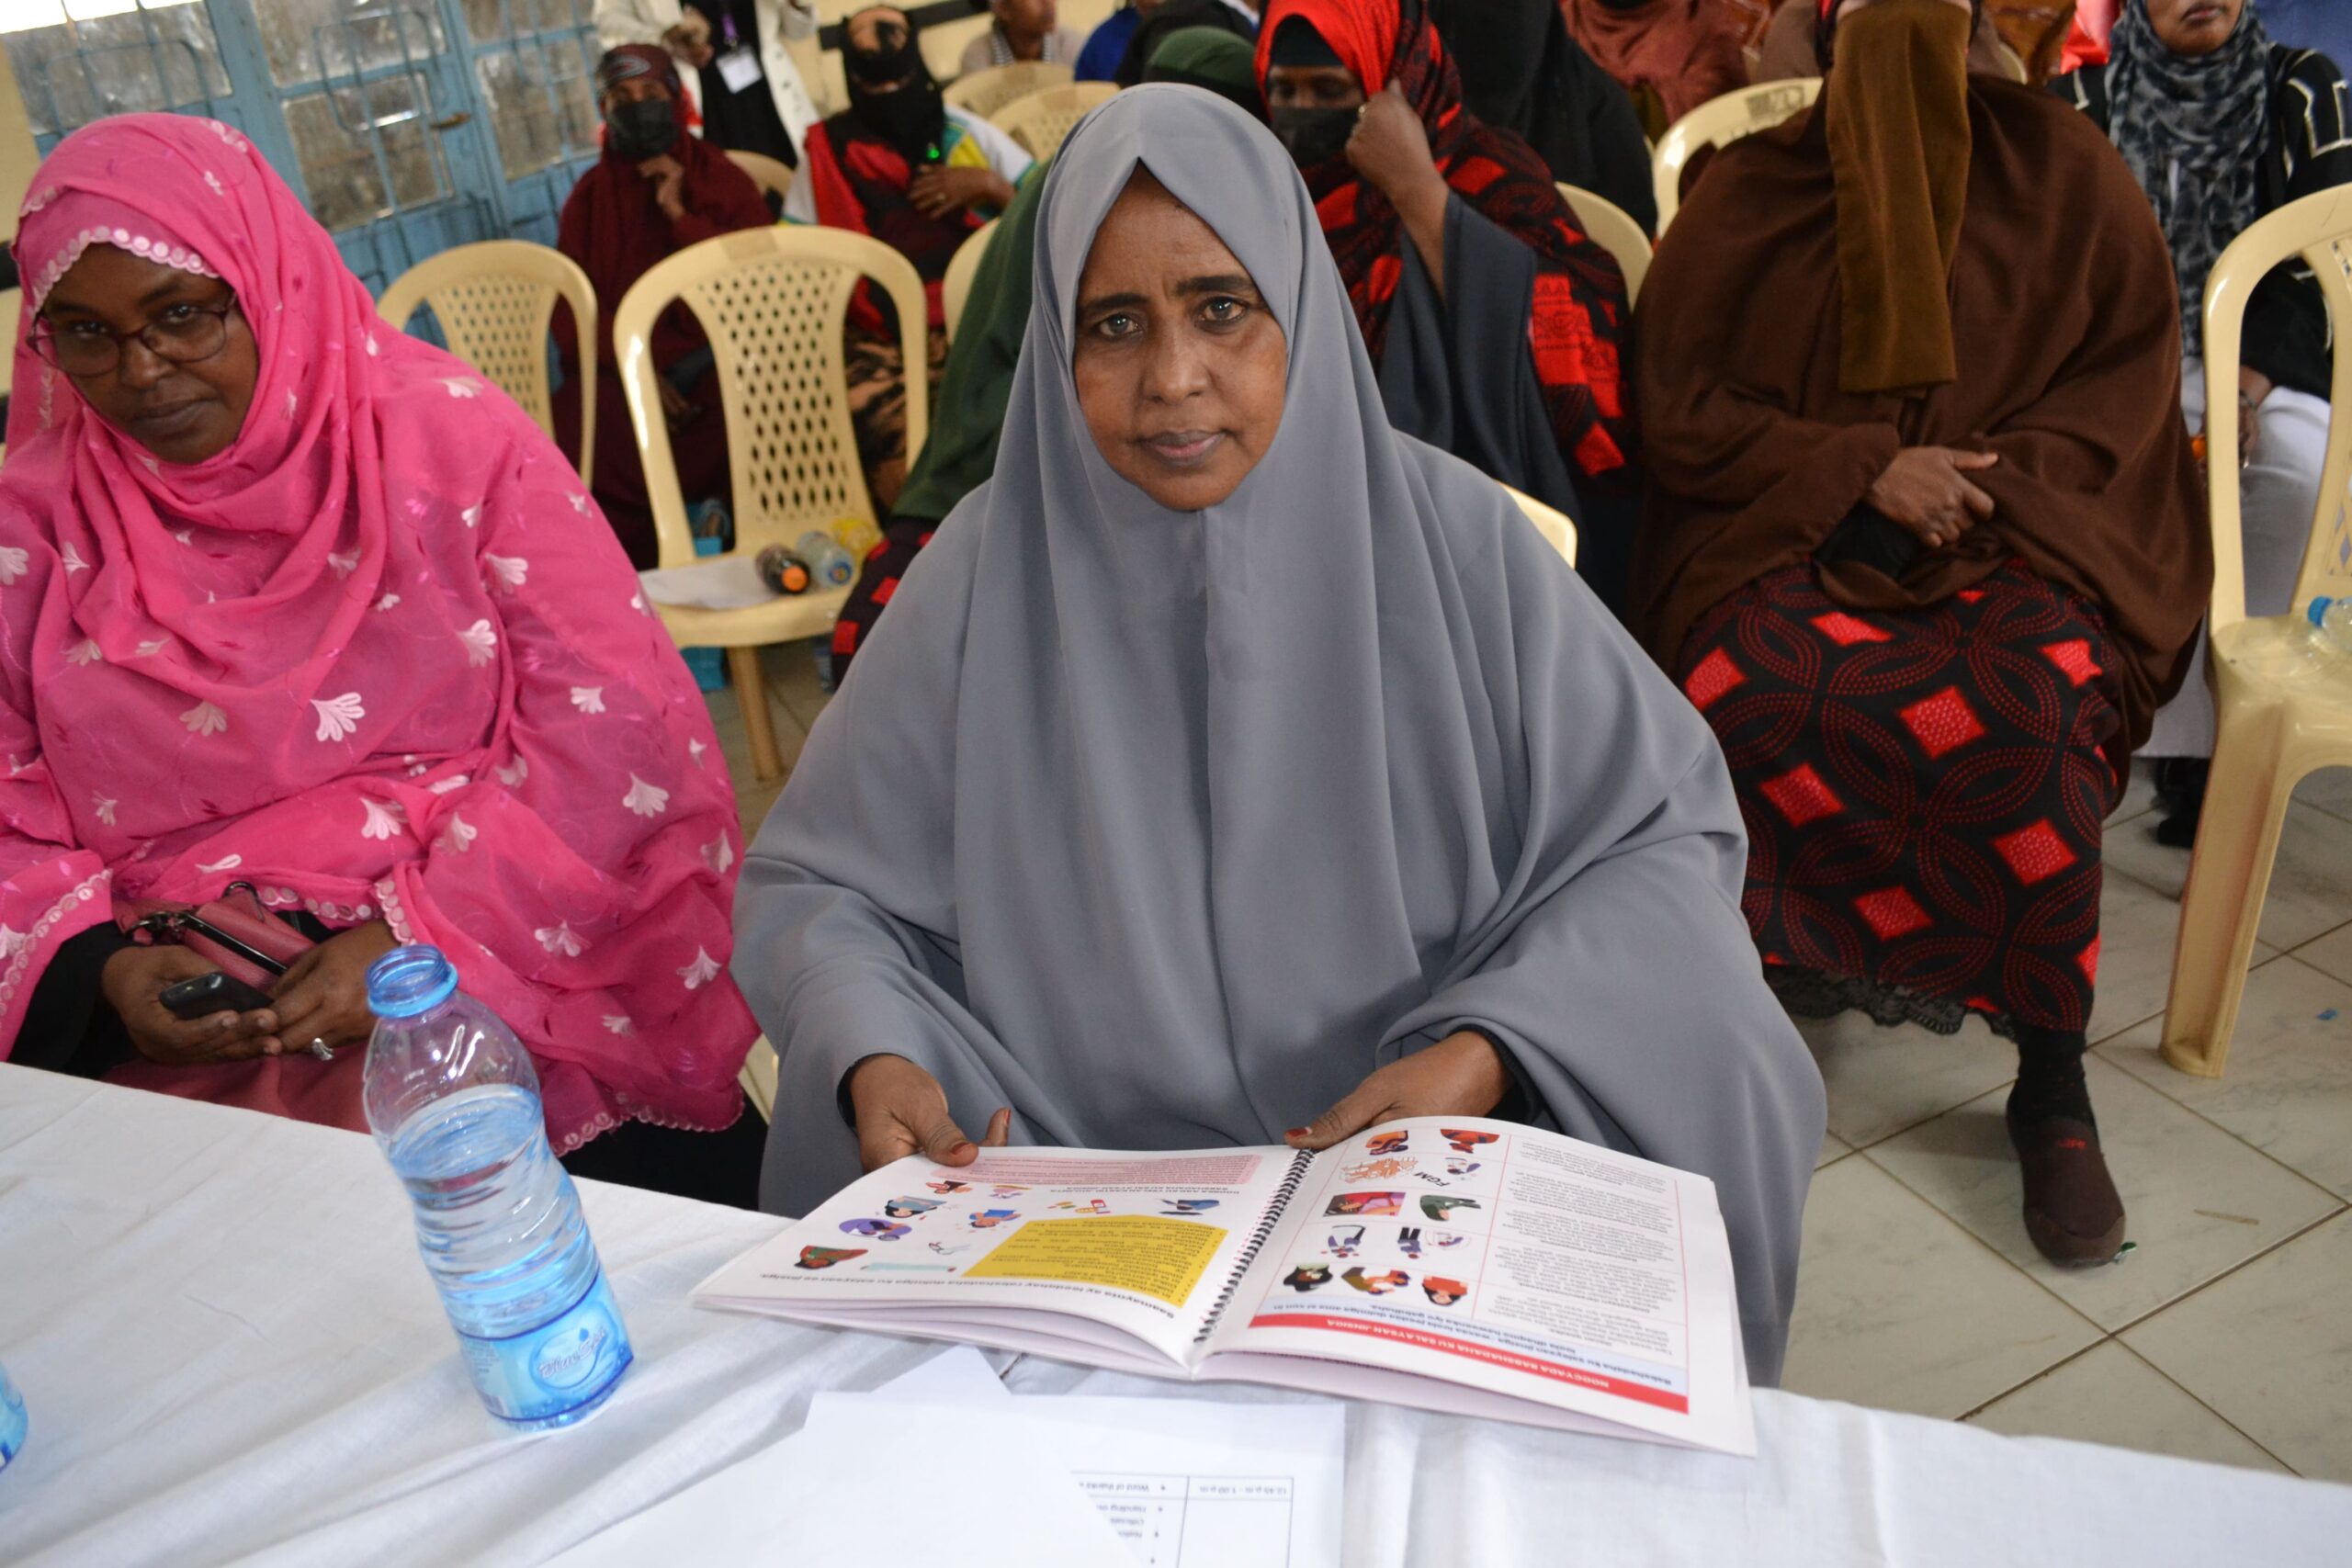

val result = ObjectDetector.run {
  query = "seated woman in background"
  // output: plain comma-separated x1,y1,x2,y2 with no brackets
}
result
557,45,772,569
829,27,1265,679
2058,0,2351,845
1634,0,2208,1266
788,6,1034,507
1430,0,1657,232
735,85,1823,1383
960,0,1087,72
1260,0,1638,606
1561,0,1748,136
1078,0,1259,79
1751,0,2031,82
0,115,763,1204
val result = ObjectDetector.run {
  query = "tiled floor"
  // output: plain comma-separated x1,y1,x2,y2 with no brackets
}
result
707,651,2352,1483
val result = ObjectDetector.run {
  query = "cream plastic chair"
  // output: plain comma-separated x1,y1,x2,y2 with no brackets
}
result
725,149,796,208
991,81,1119,163
615,225,928,783
1555,182,1651,305
0,287,17,468
942,217,1000,344
378,241,597,488
2159,188,2352,1078
1652,78,1820,234
1506,483,1577,568
945,60,1074,118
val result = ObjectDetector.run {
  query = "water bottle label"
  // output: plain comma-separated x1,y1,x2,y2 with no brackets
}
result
0,1363,27,1469
457,1270,632,1426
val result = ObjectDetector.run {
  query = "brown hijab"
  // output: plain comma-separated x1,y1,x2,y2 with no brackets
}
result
1629,76,2209,747
1561,0,1750,127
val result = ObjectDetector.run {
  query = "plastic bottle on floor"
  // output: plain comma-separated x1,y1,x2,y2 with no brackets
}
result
0,1359,26,1472
364,945,633,1431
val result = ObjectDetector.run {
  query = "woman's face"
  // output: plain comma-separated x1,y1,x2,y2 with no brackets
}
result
2146,0,2244,56
1071,173,1287,512
41,244,258,465
1263,64,1364,113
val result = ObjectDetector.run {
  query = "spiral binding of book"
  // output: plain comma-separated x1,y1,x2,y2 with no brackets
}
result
1193,1146,1317,1344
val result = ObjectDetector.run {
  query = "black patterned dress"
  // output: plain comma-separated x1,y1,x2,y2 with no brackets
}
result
1679,560,2124,1038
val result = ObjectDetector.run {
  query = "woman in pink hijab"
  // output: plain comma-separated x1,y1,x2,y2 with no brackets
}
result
0,115,763,1201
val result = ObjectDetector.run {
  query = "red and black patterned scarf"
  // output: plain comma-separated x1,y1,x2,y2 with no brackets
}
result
1256,0,1632,477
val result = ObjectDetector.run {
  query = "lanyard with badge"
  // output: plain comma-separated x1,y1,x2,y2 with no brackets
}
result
715,8,762,94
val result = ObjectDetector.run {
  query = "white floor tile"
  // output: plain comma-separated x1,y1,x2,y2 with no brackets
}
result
2107,800,2352,953
1817,1132,1850,1170
2102,958,2352,1201
2288,920,2352,986
2086,868,2262,1046
2108,760,2159,827
2124,1211,2352,1483
1869,1056,2341,1330
1781,1158,2100,1418
2292,765,2352,823
1798,1010,2016,1151
1965,1340,2288,1472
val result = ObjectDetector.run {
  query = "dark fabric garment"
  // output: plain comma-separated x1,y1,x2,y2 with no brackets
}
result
14,923,135,1078
1112,0,1258,85
844,322,951,513
561,1089,770,1205
1259,0,1634,481
1631,80,2208,752
553,102,772,566
1430,0,1657,231
798,117,988,328
697,0,798,165
1075,5,1141,79
1682,561,2122,1036
1378,197,1582,523
2057,43,2352,400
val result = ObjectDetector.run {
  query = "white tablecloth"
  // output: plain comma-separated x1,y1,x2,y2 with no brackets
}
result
2,1065,2346,1566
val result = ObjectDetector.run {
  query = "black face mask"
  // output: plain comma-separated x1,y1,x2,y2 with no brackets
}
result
850,77,947,164
1271,106,1355,174
605,96,676,160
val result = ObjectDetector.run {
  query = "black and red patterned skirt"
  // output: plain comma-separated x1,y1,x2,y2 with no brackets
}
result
1679,562,2125,1037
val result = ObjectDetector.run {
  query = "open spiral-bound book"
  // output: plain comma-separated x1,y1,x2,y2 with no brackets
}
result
694,1116,1755,1455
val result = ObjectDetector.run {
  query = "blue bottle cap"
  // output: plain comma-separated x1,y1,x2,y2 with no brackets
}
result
367,944,459,1019
2310,597,2335,627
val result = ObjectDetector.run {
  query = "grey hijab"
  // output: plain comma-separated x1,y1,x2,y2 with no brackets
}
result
735,85,1824,1383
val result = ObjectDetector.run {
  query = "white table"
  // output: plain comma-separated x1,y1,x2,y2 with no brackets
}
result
1,1066,2346,1567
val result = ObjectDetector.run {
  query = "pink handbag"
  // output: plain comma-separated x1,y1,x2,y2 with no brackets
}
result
104,884,368,1132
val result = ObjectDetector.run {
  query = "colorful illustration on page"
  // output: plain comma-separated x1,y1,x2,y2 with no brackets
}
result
1343,1156,1415,1182
840,1218,910,1241
1421,1276,1470,1307
969,1208,1021,1230
795,1246,866,1270
1363,1130,1409,1156
1327,1190,1406,1218
1439,1128,1499,1155
1160,1198,1221,1216
1325,1224,1365,1258
1419,1195,1481,1222
1342,1268,1409,1296
1283,1263,1333,1292
883,1196,944,1220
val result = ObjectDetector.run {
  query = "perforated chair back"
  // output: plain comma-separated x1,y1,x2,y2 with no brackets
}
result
377,241,597,488
613,223,929,572
991,81,1119,162
942,217,1000,344
1652,79,1820,233
1555,183,1651,305
1504,483,1577,568
724,150,796,207
945,61,1074,118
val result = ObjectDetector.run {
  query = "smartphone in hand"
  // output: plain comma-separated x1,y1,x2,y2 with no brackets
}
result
161,971,276,1021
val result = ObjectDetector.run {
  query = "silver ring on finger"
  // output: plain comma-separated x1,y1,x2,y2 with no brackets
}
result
310,1036,334,1062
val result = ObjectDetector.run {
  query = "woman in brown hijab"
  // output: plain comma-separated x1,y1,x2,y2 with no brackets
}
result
1632,0,2207,1267
1561,0,1751,133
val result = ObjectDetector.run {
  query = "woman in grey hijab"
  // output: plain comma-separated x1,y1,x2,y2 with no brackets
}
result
733,84,1825,1383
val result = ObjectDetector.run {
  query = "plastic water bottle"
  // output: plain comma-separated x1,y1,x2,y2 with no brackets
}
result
0,1360,26,1472
2307,597,2352,657
364,945,633,1431
796,530,855,590
756,544,811,595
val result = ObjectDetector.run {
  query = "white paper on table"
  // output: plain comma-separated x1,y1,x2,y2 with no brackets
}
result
548,1362,1125,1567
808,1388,1346,1568
638,558,776,611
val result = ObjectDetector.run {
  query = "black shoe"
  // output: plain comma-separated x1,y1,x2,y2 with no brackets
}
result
2008,1109,2128,1267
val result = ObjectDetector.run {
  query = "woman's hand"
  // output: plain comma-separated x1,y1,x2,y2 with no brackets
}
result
663,13,715,68
909,167,1012,220
657,375,695,430
845,1053,1011,1170
1346,82,1441,204
1283,1031,1511,1152
102,942,284,1066
1865,446,2000,549
268,921,401,1059
639,154,688,222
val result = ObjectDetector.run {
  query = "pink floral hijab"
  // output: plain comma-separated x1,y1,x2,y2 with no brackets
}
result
0,115,755,1150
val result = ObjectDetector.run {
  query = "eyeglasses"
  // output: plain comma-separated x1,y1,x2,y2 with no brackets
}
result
30,299,240,378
